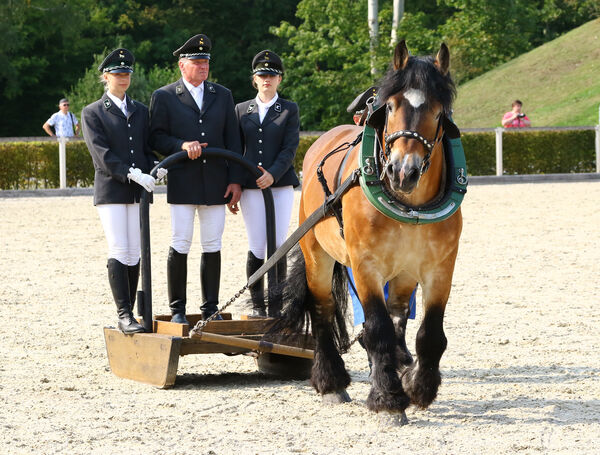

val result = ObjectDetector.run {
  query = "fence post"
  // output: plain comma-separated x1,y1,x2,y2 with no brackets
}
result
595,124,600,174
58,137,68,189
495,127,503,176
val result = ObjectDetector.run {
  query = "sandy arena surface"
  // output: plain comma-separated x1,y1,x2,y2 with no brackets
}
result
1,181,599,454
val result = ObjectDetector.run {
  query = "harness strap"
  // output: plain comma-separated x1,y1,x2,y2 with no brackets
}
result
316,132,363,238
248,169,361,287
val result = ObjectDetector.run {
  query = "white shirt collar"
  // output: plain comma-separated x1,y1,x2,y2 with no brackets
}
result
255,93,278,123
255,92,278,110
183,79,204,97
107,91,127,113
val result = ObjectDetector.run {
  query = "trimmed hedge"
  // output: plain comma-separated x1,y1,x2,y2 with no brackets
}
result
462,129,597,175
296,129,597,177
1,129,596,189
0,141,93,189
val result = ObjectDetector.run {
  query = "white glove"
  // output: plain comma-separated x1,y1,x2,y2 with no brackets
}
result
128,167,156,192
156,167,168,181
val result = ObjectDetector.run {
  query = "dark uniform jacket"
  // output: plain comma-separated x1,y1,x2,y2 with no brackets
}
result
81,93,155,206
149,78,242,205
235,97,300,189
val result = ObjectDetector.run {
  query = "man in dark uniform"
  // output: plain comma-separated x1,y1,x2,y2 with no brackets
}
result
149,34,243,323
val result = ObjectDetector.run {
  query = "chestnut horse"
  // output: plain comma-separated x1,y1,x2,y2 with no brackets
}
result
280,41,462,420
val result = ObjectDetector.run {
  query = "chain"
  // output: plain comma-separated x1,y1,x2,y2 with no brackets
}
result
344,328,363,353
189,284,248,335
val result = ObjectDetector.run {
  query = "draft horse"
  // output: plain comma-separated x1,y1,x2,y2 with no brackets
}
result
282,41,462,418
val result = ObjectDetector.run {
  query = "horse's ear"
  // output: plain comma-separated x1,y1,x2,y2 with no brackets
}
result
393,40,410,71
435,43,450,76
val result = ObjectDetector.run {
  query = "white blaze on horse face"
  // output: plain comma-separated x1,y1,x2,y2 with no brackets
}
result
403,89,425,108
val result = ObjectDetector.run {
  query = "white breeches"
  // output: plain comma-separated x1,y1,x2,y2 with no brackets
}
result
240,186,294,260
97,203,141,266
170,204,225,254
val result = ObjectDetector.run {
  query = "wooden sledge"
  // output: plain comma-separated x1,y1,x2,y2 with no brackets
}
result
104,150,314,388
104,313,314,388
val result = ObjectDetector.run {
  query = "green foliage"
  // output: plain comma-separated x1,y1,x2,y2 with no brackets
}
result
461,129,597,175
66,52,180,116
0,141,93,189
273,0,371,131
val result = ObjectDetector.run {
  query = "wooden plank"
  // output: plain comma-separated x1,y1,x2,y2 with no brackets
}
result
153,316,275,337
154,313,232,324
197,319,276,335
190,331,314,359
103,327,181,388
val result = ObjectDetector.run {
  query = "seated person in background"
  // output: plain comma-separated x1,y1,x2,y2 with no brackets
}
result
502,99,531,128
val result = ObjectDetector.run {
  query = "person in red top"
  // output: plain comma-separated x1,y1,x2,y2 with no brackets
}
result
502,99,531,128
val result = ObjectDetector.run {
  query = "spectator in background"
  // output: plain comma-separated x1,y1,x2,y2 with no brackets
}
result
502,100,531,128
43,98,80,137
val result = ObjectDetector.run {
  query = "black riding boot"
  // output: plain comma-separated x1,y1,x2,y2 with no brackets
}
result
200,251,222,320
246,251,266,317
167,247,189,324
268,256,287,318
107,258,145,334
127,261,140,314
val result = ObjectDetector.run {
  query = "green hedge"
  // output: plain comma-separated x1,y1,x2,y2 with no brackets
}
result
1,129,596,189
296,129,597,177
462,129,597,175
0,141,94,189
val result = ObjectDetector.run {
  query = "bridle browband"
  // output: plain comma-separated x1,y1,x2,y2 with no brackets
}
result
382,108,444,176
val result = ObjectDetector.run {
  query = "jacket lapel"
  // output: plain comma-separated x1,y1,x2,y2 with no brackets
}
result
261,101,282,127
244,102,261,127
175,78,200,114
125,95,137,120
102,93,126,119
199,82,216,117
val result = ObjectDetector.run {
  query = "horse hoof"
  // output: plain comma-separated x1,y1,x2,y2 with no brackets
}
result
378,411,409,427
322,390,352,404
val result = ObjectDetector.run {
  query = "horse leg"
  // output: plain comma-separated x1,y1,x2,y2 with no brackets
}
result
302,236,351,403
354,267,410,413
386,275,417,368
401,272,452,409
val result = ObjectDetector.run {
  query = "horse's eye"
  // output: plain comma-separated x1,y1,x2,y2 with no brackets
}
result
387,103,393,112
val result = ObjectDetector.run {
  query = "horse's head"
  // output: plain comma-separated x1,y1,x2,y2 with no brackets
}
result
375,41,456,195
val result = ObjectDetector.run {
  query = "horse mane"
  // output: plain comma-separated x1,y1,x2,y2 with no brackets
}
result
378,54,456,114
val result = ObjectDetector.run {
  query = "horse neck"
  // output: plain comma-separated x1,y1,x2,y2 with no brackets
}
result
403,141,445,207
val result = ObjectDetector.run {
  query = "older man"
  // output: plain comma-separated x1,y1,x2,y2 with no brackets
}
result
43,98,80,137
149,34,243,323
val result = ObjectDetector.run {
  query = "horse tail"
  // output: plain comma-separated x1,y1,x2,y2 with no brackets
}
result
331,261,351,353
271,245,351,353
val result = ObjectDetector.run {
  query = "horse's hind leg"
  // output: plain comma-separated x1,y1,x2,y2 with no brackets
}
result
386,275,417,368
302,237,351,402
401,273,451,409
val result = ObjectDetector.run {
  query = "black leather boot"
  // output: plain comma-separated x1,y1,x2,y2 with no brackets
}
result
246,251,266,317
107,258,145,334
167,247,189,324
268,256,287,318
200,251,222,320
127,261,140,314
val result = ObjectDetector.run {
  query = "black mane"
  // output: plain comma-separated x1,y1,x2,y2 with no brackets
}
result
378,55,456,114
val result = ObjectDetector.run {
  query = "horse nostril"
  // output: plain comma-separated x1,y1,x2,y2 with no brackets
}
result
385,162,394,177
405,167,419,184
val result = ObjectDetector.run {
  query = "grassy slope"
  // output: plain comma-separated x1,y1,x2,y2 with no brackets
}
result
453,19,600,128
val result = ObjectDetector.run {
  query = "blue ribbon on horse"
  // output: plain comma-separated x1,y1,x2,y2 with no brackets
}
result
347,267,416,326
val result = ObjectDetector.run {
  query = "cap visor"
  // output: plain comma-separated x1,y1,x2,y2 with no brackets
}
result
254,69,280,76
107,68,133,73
